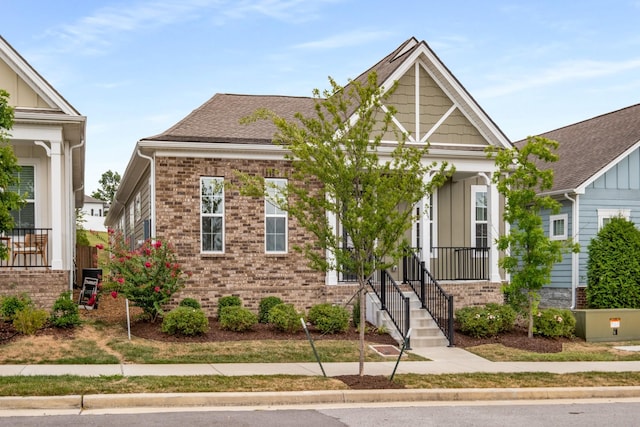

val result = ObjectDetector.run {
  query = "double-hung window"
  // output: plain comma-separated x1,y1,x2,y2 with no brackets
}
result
471,185,488,252
549,214,568,240
201,177,224,253
265,178,287,253
9,165,35,228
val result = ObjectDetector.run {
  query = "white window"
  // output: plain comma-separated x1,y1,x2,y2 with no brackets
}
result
471,185,488,250
201,177,224,253
265,178,287,253
135,193,141,221
598,208,630,230
129,204,135,233
9,165,35,229
550,214,568,240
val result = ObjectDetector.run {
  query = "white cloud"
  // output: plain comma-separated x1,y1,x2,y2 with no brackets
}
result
292,30,394,50
476,58,640,98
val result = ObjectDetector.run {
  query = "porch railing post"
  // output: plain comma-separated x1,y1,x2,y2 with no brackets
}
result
380,270,386,310
404,296,411,350
447,293,455,347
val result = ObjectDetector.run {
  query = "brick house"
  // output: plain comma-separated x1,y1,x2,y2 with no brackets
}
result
0,36,86,308
105,37,512,343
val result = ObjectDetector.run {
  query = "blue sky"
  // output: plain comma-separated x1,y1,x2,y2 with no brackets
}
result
3,0,640,194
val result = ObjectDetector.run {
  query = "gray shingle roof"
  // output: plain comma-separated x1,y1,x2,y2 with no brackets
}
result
516,103,640,193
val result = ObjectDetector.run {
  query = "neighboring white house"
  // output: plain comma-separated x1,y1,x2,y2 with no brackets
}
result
81,195,108,232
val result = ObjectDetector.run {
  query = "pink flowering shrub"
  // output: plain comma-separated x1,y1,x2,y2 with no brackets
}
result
99,231,191,322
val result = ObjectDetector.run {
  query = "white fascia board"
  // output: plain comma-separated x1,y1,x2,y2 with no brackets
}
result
10,123,64,141
575,139,640,194
15,111,86,124
137,140,290,160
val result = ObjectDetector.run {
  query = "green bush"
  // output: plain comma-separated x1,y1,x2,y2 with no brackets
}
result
50,291,81,328
455,303,517,338
533,308,575,338
258,296,283,324
308,303,350,334
219,306,258,332
352,299,360,328
217,295,242,318
161,306,209,336
0,294,33,322
13,307,48,335
179,297,202,309
268,303,304,333
587,217,640,308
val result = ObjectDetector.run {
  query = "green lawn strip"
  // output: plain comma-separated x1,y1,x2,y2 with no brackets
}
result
106,338,426,364
1,372,640,396
466,343,640,362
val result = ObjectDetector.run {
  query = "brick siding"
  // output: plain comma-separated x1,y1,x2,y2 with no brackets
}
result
0,270,69,310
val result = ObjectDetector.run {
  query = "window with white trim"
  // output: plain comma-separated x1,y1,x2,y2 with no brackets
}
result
471,185,488,250
201,177,224,252
598,208,630,230
265,178,287,253
9,165,35,228
550,214,568,240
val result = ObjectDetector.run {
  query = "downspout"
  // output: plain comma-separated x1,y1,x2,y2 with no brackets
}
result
564,192,579,309
136,149,156,237
69,138,85,291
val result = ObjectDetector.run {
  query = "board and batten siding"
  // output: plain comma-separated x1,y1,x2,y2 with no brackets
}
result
543,201,574,288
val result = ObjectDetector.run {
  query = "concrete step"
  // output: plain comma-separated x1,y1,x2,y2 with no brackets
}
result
410,326,443,337
408,335,450,348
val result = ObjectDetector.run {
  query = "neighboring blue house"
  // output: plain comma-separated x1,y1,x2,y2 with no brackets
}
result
518,103,640,309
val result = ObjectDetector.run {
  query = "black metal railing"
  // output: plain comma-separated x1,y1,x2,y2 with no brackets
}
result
430,246,489,281
368,269,411,348
403,251,454,346
0,228,51,269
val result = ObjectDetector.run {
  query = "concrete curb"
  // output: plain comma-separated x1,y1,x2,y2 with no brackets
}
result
6,386,640,411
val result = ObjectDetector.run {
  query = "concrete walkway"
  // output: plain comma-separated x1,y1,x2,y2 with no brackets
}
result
3,347,640,412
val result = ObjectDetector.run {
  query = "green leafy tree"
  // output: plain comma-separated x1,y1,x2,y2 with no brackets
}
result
488,136,579,338
91,170,121,203
243,72,450,375
587,217,640,308
0,89,24,260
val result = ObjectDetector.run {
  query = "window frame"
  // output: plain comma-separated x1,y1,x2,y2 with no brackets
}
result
200,177,225,253
471,185,488,256
597,208,630,230
265,178,288,254
9,164,36,229
549,213,568,240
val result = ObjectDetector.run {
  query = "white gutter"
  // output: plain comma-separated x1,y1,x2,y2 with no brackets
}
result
136,149,156,237
564,192,579,309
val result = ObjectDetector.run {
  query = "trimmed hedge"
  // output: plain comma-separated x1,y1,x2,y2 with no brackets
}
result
308,303,350,334
258,296,283,324
217,295,242,318
455,303,516,338
161,306,209,336
268,303,303,333
533,308,575,338
219,306,258,332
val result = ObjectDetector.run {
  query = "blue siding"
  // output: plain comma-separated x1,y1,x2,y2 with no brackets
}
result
542,201,574,289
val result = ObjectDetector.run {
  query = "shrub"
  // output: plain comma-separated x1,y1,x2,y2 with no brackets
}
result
533,308,575,338
258,296,283,323
217,295,242,318
587,217,640,308
50,291,81,328
352,299,360,328
161,306,209,336
268,303,303,333
456,304,516,338
219,306,258,332
308,303,350,334
0,294,32,322
13,307,48,335
179,298,201,309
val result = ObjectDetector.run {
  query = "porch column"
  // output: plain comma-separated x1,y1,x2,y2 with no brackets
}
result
479,173,501,283
38,139,63,270
419,173,433,261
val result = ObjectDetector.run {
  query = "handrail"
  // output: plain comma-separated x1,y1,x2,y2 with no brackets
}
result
368,269,411,349
403,251,454,346
431,246,489,281
0,228,52,269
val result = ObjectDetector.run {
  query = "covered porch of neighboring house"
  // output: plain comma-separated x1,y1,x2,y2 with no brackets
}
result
332,171,505,349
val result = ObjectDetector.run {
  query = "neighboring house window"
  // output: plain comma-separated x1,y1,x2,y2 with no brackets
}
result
129,204,134,234
598,208,630,230
135,193,141,221
471,185,488,251
201,177,224,253
9,165,35,228
265,178,287,253
550,214,568,240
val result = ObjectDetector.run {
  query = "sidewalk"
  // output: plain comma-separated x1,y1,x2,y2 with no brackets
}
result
3,347,640,412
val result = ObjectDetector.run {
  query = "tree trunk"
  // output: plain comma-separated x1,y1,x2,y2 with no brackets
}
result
358,282,366,376
527,294,534,339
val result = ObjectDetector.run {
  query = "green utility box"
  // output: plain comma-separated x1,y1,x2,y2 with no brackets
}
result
573,309,640,342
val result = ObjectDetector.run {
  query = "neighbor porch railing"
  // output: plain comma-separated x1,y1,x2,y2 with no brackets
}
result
403,250,454,346
0,228,51,269
368,268,411,349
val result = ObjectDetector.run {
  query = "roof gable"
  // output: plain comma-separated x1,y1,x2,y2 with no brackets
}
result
519,103,640,193
0,36,80,115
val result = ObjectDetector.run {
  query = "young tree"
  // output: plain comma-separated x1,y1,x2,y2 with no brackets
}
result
0,89,23,260
243,72,450,375
488,136,579,338
92,170,121,203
